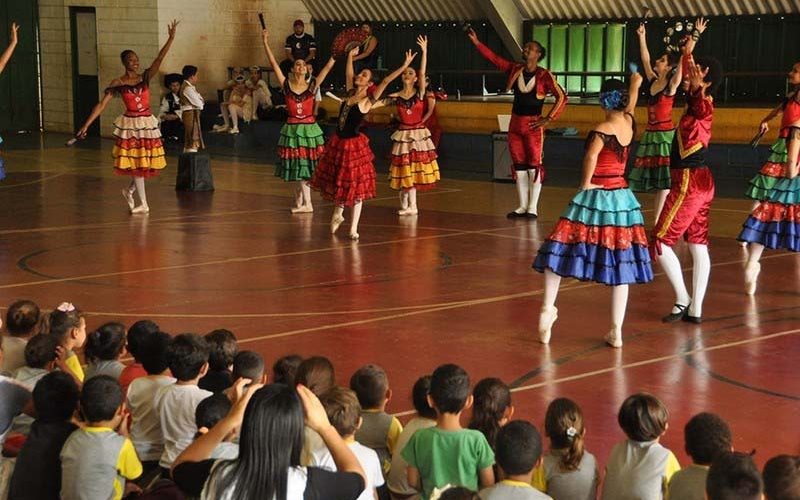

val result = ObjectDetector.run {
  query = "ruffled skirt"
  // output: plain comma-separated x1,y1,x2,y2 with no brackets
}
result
738,176,800,251
628,129,674,192
533,188,654,285
745,137,790,200
111,114,166,177
389,127,440,190
275,122,326,181
309,133,376,207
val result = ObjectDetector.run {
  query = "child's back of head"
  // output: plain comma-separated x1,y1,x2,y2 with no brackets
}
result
296,356,335,397
231,350,265,382
47,302,85,346
140,331,172,375
350,364,390,410
439,486,481,500
617,392,669,442
684,412,732,465
706,451,763,500
80,375,124,423
272,354,303,385
545,397,586,471
430,363,471,415
166,333,209,382
204,329,238,372
412,375,437,419
34,371,80,423
84,322,126,364
195,393,232,432
320,386,361,438
23,334,60,369
125,319,159,363
6,299,41,337
468,377,511,451
764,455,800,500
495,420,542,477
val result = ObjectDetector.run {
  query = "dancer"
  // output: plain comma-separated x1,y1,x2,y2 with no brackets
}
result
744,63,800,212
533,74,649,348
385,35,440,215
0,22,20,181
77,21,178,214
629,19,706,223
467,28,567,219
309,47,417,240
652,56,723,324
738,97,800,295
261,29,336,214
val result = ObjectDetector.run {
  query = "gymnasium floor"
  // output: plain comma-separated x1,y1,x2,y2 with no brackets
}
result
0,132,797,468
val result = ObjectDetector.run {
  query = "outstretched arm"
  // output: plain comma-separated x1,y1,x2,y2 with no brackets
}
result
76,86,117,137
466,27,515,73
345,46,358,92
313,56,336,89
416,35,427,98
681,17,707,58
262,30,286,86
626,72,644,114
636,23,656,81
367,50,417,109
0,22,19,75
145,20,178,80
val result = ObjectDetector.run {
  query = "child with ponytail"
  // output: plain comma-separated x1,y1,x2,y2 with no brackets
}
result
541,398,598,500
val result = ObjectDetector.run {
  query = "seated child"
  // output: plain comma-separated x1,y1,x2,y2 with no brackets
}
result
198,329,237,393
479,420,552,500
706,451,762,500
402,363,495,499
127,331,176,475
84,322,127,380
272,353,303,385
350,364,403,475
60,375,142,500
231,350,266,385
668,412,732,500
540,398,598,500
8,334,63,437
0,299,41,376
118,319,159,396
297,356,336,465
314,386,385,500
0,338,31,447
438,487,481,500
600,393,680,500
159,72,184,140
195,393,238,459
47,302,87,381
763,455,800,500
8,371,79,500
153,333,211,472
388,376,437,500
468,378,513,453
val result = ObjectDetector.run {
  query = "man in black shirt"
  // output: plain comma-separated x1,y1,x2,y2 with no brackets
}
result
281,19,316,75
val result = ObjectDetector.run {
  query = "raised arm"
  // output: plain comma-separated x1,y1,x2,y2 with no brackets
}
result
345,46,358,92
367,50,417,109
636,23,656,81
262,30,286,86
467,28,515,73
353,36,377,62
666,58,684,96
0,22,19,75
681,17,707,58
145,20,178,80
625,72,644,115
416,35,428,98
313,56,336,89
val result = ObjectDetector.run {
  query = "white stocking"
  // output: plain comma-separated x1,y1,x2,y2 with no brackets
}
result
747,242,765,264
350,201,363,236
687,243,710,318
408,187,417,209
611,285,629,333
300,181,312,208
333,205,344,219
654,189,669,224
657,244,691,312
399,190,409,210
133,177,147,208
528,171,542,216
542,269,561,308
514,170,529,213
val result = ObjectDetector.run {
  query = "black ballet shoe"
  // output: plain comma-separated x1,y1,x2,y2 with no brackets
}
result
506,210,527,219
682,314,702,324
526,212,538,219
662,302,690,323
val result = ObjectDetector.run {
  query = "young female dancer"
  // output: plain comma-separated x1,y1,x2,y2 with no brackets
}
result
385,35,440,215
0,22,20,181
262,29,336,213
309,47,417,240
77,20,178,214
533,74,650,348
744,62,800,212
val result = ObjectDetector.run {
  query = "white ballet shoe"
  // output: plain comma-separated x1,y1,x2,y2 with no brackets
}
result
744,261,761,295
291,205,313,214
131,205,150,214
122,188,135,211
604,328,623,348
229,127,240,134
330,215,345,234
398,207,418,216
349,232,360,241
538,305,558,344
212,124,228,132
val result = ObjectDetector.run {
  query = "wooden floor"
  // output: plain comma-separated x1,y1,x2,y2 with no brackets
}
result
1,133,798,468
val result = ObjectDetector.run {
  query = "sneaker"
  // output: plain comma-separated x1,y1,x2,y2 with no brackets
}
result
744,261,761,295
538,305,558,344
122,188,135,211
330,215,345,234
604,329,623,348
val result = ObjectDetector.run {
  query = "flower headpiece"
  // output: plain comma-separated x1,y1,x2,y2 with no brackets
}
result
599,90,622,110
56,302,75,313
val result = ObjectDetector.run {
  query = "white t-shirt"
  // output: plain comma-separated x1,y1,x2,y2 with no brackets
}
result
0,337,28,376
312,440,384,500
153,383,211,468
127,375,176,461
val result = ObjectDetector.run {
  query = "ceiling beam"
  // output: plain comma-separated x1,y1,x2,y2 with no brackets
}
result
481,0,525,56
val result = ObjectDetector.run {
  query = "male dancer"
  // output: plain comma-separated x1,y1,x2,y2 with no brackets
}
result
467,28,567,218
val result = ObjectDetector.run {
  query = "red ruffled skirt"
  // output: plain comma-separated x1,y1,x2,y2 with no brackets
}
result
309,133,376,207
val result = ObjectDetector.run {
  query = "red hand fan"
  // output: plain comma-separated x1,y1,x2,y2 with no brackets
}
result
332,27,368,60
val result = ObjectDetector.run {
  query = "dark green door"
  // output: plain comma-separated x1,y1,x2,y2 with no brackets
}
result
70,7,99,136
0,0,39,133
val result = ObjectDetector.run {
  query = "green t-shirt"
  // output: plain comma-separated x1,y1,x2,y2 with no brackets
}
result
401,426,495,500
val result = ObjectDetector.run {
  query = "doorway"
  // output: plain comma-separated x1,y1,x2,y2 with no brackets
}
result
70,7,99,136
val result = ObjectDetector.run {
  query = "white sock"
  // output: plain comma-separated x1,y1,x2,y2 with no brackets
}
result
133,177,147,208
300,181,312,207
611,285,629,333
542,269,561,308
528,172,542,215
350,201,363,235
657,244,691,312
408,188,417,209
514,170,529,212
747,242,765,263
687,243,710,318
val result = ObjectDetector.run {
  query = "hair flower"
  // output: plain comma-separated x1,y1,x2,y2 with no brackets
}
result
599,90,622,110
56,302,75,312
566,426,578,438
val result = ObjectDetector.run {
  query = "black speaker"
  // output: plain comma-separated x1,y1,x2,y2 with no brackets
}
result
176,152,214,191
